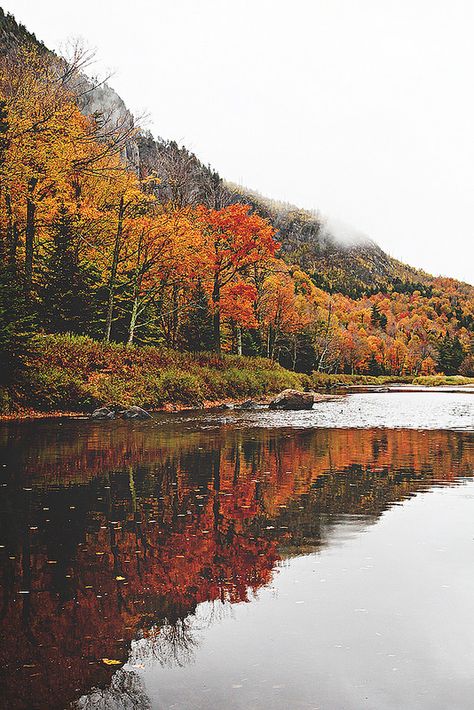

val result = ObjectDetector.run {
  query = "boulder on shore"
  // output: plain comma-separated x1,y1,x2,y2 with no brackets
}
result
269,389,315,410
269,389,340,410
120,405,152,420
91,406,115,420
90,405,151,420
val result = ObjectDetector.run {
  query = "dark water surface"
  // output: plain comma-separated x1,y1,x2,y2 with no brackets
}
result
0,393,473,709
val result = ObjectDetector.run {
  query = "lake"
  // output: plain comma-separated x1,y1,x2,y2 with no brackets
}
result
0,391,473,710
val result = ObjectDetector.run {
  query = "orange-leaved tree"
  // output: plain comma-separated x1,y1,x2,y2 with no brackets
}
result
196,204,278,352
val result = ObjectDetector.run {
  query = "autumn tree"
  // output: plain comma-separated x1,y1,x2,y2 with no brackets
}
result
197,204,278,353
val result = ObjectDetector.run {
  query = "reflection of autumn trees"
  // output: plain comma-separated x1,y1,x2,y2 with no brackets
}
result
0,423,472,710
72,669,151,710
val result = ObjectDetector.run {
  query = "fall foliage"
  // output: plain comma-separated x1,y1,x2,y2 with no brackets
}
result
0,420,471,709
0,36,473,415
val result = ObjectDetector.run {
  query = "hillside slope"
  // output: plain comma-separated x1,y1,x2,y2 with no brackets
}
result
1,8,473,388
2,6,469,296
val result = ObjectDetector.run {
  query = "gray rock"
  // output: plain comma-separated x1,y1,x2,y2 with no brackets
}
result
91,407,115,420
237,400,264,410
269,389,315,410
120,405,152,420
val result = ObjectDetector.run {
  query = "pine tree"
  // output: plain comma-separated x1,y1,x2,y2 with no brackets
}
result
437,333,464,375
0,264,34,391
367,352,383,375
40,207,97,334
371,303,387,330
181,280,214,352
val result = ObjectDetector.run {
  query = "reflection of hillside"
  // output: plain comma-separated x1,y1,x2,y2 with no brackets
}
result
0,424,472,710
1,421,471,489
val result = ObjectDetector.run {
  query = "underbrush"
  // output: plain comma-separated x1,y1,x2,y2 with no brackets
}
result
12,333,303,412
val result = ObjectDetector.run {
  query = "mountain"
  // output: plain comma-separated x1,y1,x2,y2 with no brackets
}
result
0,7,470,296
1,7,472,382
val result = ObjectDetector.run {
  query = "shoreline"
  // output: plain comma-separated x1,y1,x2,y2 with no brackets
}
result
0,397,270,422
2,385,473,422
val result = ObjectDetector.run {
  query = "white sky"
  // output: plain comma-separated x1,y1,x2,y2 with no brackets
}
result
4,0,474,283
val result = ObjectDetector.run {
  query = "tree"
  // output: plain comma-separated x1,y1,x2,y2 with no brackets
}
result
197,204,278,353
371,303,387,330
181,280,214,352
40,206,97,334
0,263,34,398
437,333,464,375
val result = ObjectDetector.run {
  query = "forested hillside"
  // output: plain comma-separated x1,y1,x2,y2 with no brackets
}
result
0,6,473,408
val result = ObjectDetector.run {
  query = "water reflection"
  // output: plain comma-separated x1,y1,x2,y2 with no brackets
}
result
0,420,472,710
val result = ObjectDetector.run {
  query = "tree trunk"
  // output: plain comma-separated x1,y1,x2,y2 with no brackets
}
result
237,325,242,356
6,193,19,266
212,276,221,354
104,196,124,342
127,297,139,345
127,232,143,345
171,283,179,348
25,177,38,290
292,335,297,371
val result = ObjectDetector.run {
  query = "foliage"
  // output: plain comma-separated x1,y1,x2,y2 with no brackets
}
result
16,334,302,412
0,37,472,412
0,264,35,394
412,375,474,386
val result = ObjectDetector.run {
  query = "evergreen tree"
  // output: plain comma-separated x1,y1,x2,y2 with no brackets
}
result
40,207,97,334
367,352,383,375
371,303,387,330
437,333,464,375
241,328,262,357
0,264,35,390
181,280,214,352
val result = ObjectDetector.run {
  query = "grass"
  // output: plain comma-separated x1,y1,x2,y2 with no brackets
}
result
412,375,474,386
8,333,304,413
308,372,474,390
307,373,413,390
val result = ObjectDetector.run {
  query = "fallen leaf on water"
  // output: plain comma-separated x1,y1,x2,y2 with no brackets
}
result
101,658,122,665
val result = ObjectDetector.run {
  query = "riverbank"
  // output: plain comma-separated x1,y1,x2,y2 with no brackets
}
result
2,334,473,419
2,334,303,418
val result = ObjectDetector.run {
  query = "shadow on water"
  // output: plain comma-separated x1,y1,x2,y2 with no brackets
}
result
0,418,472,709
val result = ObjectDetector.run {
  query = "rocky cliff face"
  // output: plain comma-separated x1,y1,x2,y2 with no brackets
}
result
79,78,140,174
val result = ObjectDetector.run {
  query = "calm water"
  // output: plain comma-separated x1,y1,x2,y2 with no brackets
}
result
0,392,473,710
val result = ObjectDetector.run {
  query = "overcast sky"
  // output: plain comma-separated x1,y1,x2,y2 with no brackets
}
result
4,0,474,283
